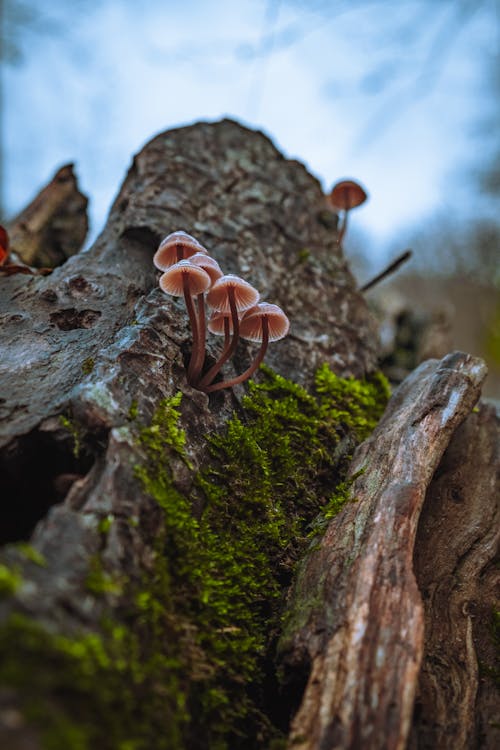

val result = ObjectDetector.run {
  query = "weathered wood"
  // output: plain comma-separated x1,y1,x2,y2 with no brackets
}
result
410,400,500,750
0,119,379,748
280,352,487,750
6,164,88,268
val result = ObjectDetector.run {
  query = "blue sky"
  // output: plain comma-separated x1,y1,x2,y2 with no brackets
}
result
3,0,499,261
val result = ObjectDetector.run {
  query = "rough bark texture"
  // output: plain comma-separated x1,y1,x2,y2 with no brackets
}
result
280,352,490,750
0,119,497,750
411,400,500,750
0,119,378,748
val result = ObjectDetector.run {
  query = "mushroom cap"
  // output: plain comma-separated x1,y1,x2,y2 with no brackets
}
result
189,253,223,286
206,274,260,312
0,225,9,265
207,310,240,335
154,230,207,270
239,303,290,342
159,260,211,297
329,180,368,211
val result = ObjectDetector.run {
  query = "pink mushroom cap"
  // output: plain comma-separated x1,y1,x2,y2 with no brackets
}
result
206,274,259,313
159,260,211,297
239,303,290,342
154,231,207,271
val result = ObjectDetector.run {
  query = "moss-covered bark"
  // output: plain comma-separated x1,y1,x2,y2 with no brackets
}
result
0,366,389,749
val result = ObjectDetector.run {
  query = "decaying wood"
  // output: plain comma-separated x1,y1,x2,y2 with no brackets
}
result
6,164,88,267
1,118,497,750
0,119,378,747
411,400,500,750
280,352,488,750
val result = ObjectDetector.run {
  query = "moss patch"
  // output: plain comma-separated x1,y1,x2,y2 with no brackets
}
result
0,365,389,749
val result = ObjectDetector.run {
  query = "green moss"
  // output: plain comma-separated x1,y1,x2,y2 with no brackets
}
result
0,563,22,596
127,399,139,421
14,542,47,567
0,365,389,749
59,414,82,458
81,357,95,375
85,556,124,597
98,515,114,535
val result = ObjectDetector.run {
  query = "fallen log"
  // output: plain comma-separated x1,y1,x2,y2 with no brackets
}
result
280,352,488,750
0,119,380,749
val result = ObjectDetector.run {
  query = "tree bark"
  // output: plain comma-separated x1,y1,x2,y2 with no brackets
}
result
0,119,497,750
279,352,492,750
6,163,89,268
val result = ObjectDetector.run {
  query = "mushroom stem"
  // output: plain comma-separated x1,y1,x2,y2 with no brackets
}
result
182,273,203,386
338,209,349,245
176,243,184,262
187,293,207,384
201,317,269,393
198,288,240,387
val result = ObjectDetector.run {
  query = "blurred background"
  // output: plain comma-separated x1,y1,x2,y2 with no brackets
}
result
2,0,499,395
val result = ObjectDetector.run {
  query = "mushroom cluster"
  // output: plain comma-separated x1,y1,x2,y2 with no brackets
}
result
154,231,290,392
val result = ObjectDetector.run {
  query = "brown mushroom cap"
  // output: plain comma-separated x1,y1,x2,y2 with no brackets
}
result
0,225,9,265
189,253,223,286
159,260,211,297
207,311,239,335
154,231,207,271
239,303,290,342
329,180,368,211
206,274,259,312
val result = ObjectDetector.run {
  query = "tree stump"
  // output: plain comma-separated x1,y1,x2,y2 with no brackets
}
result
0,119,497,750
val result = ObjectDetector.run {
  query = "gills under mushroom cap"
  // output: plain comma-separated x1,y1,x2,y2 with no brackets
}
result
189,253,223,286
239,303,290,342
154,230,207,270
206,274,259,312
159,260,211,297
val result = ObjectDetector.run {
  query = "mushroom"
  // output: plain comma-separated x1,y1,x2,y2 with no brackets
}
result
201,303,290,392
197,274,260,388
329,179,368,245
186,253,224,381
159,260,211,385
154,230,207,271
0,225,9,266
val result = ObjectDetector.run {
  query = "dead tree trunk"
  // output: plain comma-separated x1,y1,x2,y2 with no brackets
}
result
0,119,497,750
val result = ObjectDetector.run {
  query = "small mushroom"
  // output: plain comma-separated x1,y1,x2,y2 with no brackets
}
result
159,260,211,385
202,303,290,392
186,253,224,380
154,230,207,271
329,179,368,245
198,274,260,387
0,225,9,265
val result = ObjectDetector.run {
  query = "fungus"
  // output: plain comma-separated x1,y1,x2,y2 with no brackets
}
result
186,253,223,380
0,224,35,276
154,230,207,271
159,260,211,385
154,231,289,393
198,275,259,387
202,303,289,392
0,225,9,265
329,179,368,245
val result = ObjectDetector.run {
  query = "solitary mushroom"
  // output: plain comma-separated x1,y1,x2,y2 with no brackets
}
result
154,230,207,271
198,274,260,387
159,260,211,385
202,303,289,392
0,225,9,266
329,179,368,245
